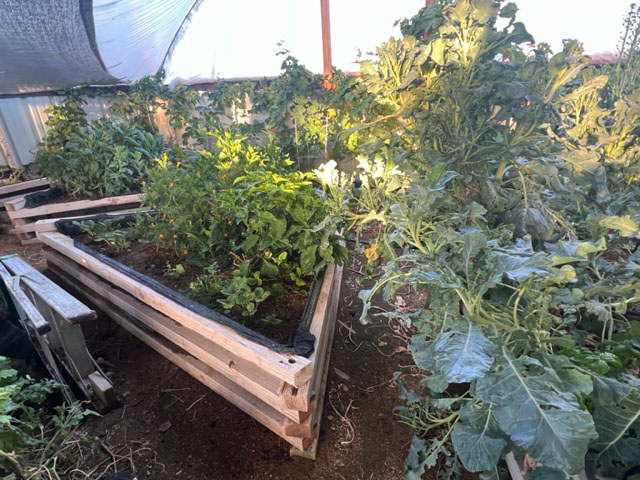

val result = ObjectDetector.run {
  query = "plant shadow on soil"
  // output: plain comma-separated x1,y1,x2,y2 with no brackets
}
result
62,252,421,480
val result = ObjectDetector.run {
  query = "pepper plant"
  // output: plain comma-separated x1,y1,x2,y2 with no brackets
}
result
138,129,347,318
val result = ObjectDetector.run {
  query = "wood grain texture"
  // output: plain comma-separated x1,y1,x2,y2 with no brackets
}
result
282,264,343,412
39,231,313,386
0,178,49,197
2,255,96,324
6,193,142,220
52,274,308,451
46,251,306,422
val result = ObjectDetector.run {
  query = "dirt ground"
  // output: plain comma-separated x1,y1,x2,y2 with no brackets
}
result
0,217,428,480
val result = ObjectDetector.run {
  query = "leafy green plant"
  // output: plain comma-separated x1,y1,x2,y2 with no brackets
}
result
37,117,166,197
73,218,131,251
0,356,96,479
137,129,347,318
329,2,640,478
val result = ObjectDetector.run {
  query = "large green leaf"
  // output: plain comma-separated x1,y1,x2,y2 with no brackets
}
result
475,350,597,474
408,334,436,372
432,322,496,383
489,236,550,282
587,375,640,479
451,403,505,472
299,245,317,274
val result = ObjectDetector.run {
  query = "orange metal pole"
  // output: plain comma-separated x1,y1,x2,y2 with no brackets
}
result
321,0,333,88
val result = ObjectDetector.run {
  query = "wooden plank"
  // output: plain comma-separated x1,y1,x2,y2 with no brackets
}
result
54,275,307,451
0,193,27,208
6,193,142,220
0,262,50,334
285,265,342,441
0,178,49,197
20,237,42,246
1,255,96,324
87,372,117,408
46,252,304,422
5,196,26,210
282,264,342,412
505,452,526,480
39,231,312,387
31,208,146,234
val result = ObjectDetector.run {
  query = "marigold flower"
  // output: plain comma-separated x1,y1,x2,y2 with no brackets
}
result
183,249,188,255
159,233,164,239
223,232,229,238
172,234,177,239
227,220,232,225
141,180,146,185
169,182,174,187
169,218,175,223
196,171,201,177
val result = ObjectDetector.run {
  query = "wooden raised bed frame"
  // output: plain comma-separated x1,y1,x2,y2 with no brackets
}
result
6,192,143,245
0,177,50,209
38,230,343,457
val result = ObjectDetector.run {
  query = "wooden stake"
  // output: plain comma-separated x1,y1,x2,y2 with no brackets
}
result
320,0,333,89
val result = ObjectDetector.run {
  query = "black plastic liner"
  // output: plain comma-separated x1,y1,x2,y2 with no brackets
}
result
54,215,320,357
24,187,63,208
55,213,140,236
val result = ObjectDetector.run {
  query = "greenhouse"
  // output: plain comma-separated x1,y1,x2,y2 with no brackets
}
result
0,1,638,479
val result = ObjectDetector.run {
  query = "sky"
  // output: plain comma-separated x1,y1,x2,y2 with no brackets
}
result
165,0,633,84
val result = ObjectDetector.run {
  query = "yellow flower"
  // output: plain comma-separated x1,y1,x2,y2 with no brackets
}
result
141,180,146,186
169,182,174,187
364,242,379,261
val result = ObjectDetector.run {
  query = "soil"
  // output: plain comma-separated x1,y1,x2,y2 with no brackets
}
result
76,235,310,345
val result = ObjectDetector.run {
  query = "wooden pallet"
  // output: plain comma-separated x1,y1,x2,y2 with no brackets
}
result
5,192,143,245
0,178,50,209
39,230,343,457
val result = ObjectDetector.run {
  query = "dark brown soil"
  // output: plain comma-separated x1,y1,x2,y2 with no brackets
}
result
76,236,310,345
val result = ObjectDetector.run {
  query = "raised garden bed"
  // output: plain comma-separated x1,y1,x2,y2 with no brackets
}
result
0,177,50,209
38,227,343,457
5,189,143,245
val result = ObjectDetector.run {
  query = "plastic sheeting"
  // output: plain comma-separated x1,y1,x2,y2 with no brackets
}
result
0,0,199,95
0,0,116,95
0,96,115,167
94,0,201,83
